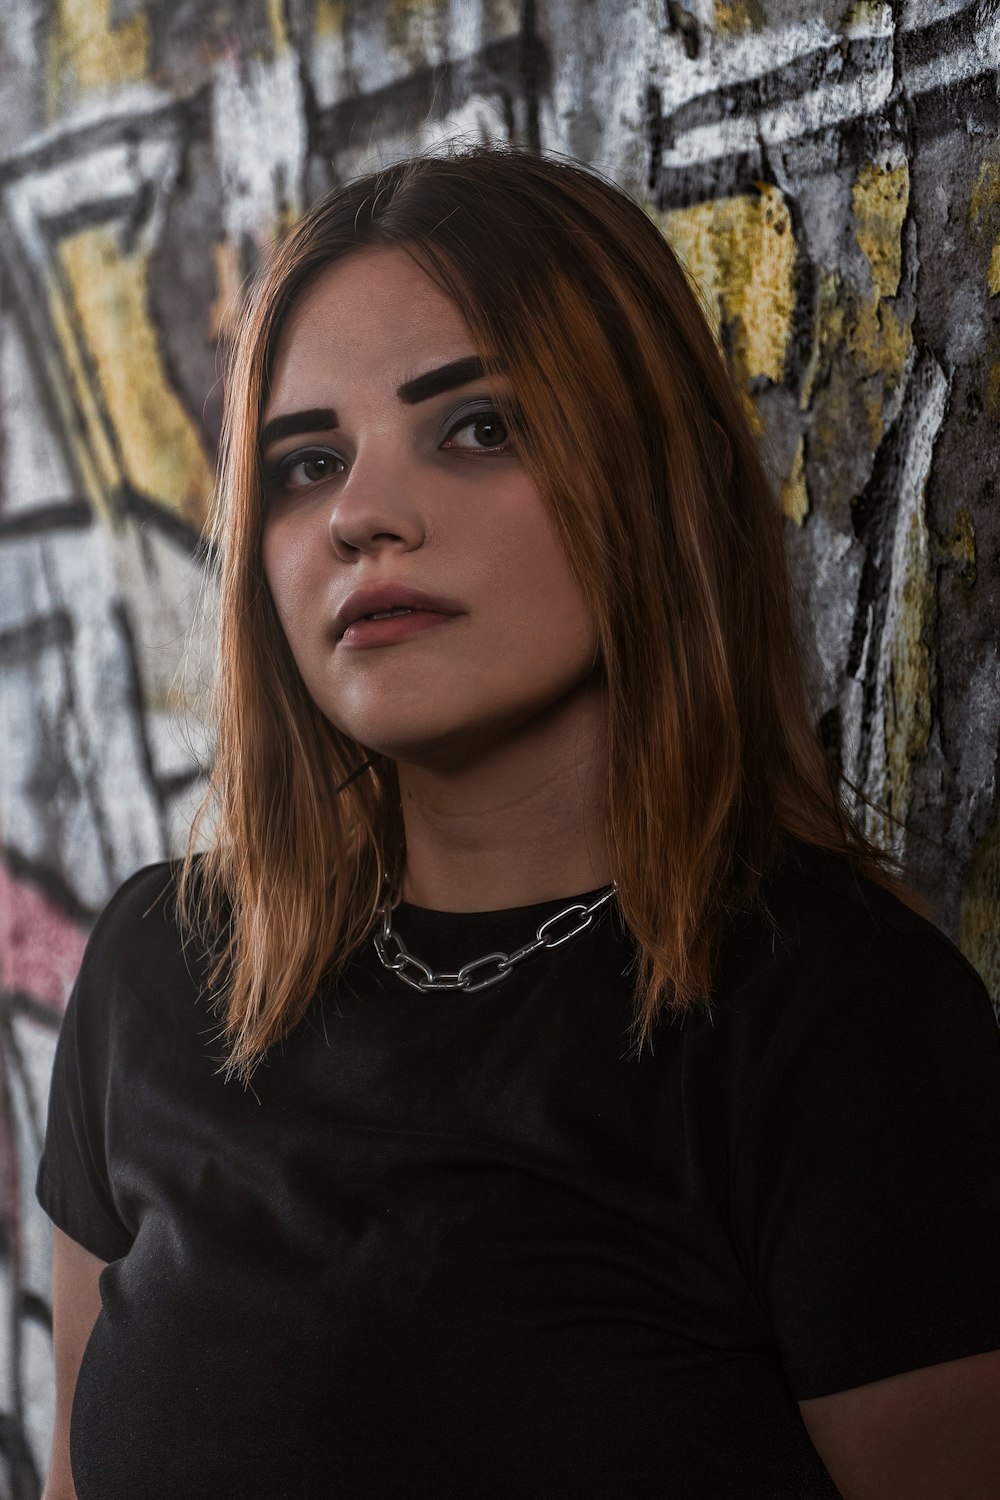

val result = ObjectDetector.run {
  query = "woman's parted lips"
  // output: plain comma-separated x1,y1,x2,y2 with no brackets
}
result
333,580,465,638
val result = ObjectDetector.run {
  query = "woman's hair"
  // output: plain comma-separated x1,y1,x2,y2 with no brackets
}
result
175,139,937,1090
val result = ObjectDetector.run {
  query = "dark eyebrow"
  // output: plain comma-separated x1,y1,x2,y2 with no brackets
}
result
258,356,495,454
258,408,337,452
396,355,489,404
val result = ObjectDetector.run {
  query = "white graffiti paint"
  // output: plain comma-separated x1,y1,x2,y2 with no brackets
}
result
210,43,307,245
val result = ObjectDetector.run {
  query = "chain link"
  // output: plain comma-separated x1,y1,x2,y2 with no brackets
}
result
373,883,617,993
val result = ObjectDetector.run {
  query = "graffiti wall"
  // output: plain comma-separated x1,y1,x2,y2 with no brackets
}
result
1,0,997,1491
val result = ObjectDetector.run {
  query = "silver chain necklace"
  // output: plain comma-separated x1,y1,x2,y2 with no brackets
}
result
372,880,618,993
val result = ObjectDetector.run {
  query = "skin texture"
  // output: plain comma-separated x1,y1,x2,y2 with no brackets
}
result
43,1226,105,1500
797,1347,1000,1498
260,244,611,914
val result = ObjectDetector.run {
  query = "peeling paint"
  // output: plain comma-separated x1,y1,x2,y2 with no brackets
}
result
653,185,796,386
806,271,914,485
852,152,909,300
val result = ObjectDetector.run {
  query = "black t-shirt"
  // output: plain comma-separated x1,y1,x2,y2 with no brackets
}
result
37,835,1000,1499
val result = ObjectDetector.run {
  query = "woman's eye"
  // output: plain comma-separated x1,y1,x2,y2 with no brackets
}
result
274,451,344,490
443,410,512,452
267,409,517,493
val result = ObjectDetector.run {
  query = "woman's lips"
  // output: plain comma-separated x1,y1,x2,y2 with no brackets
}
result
339,610,460,647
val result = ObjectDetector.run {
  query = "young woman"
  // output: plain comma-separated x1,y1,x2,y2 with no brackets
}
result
38,142,1000,1499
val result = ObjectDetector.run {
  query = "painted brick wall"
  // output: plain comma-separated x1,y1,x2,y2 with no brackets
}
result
1,2,997,1491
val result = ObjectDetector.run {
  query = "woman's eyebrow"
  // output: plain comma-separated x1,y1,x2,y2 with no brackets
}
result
395,354,490,404
258,355,498,454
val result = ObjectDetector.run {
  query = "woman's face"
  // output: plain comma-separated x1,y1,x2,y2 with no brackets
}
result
259,245,601,772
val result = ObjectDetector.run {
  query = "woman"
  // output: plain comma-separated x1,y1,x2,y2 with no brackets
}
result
37,142,1000,1499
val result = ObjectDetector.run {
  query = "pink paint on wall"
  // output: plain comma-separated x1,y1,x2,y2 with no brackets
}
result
0,864,88,1011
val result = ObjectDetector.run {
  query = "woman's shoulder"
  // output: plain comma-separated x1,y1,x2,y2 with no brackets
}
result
79,852,213,984
769,836,988,988
699,837,999,1143
732,833,996,1034
92,852,200,926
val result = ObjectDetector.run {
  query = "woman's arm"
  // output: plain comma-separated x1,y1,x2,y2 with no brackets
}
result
41,1224,108,1500
799,1347,1000,1499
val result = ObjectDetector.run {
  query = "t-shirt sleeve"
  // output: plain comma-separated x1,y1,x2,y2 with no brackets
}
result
34,868,158,1263
729,918,1000,1401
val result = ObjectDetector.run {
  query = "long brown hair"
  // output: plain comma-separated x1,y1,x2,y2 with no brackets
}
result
176,140,937,1090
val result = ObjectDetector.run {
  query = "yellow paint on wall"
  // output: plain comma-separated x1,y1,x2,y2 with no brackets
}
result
801,157,913,488
968,154,1000,299
860,298,913,446
654,185,796,388
46,0,150,120
713,0,764,32
988,240,1000,296
853,155,909,299
780,434,809,526
806,269,913,462
268,0,290,53
59,225,213,530
315,0,348,36
46,276,121,520
883,502,934,835
969,155,1000,225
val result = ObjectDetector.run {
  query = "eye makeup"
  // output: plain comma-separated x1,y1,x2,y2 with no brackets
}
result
260,399,527,496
